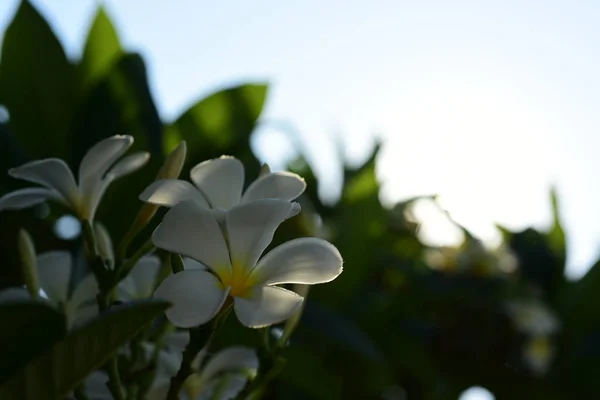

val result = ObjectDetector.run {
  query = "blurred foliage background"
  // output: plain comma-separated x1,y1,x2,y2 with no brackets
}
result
1,2,600,399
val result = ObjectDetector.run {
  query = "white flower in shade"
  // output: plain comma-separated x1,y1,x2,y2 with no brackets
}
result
523,335,555,377
139,156,305,216
186,346,259,400
118,255,162,301
0,135,149,221
506,299,560,336
36,251,99,329
153,199,343,328
140,332,257,400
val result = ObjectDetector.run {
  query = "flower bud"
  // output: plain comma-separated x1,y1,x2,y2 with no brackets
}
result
18,229,39,298
94,222,114,270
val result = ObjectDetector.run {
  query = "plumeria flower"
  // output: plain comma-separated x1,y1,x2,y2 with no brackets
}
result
185,346,259,400
523,335,555,377
505,299,560,336
139,331,257,400
153,199,343,328
36,251,99,329
139,156,306,218
118,255,162,301
0,135,149,221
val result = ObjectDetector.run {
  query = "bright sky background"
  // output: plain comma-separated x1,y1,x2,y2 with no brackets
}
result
1,0,598,279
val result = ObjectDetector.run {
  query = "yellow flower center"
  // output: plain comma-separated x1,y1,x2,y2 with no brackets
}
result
220,260,254,298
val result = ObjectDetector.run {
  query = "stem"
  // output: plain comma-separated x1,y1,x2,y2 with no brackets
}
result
109,238,154,292
166,306,232,400
106,357,125,400
82,220,124,400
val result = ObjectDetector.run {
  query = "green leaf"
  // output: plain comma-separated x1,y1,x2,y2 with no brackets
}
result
77,6,123,94
71,52,163,160
163,83,267,175
0,0,76,160
0,299,170,400
0,297,66,383
547,187,566,274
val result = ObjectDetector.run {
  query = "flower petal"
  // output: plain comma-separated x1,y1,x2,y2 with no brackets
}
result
139,179,209,208
0,187,63,210
9,159,78,205
152,200,231,276
36,251,72,305
78,135,133,194
200,347,258,385
84,371,113,400
183,257,208,270
70,274,99,310
250,238,343,285
190,157,244,209
233,285,303,328
241,172,306,203
226,199,295,272
128,255,162,299
154,270,229,328
105,151,150,181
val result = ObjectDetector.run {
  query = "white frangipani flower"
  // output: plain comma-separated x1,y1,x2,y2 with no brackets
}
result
0,135,149,221
139,156,306,216
523,335,555,377
506,299,560,336
153,199,343,328
118,255,162,301
36,251,99,328
187,346,259,400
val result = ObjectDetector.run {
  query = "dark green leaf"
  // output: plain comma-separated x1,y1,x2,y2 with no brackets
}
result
0,0,76,160
0,299,170,400
163,83,267,175
0,297,66,383
78,6,123,94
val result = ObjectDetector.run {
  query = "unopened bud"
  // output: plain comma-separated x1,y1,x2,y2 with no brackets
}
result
18,229,39,298
258,163,271,177
278,284,310,347
94,222,114,270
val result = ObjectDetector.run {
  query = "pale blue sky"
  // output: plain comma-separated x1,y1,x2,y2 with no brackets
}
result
1,0,599,278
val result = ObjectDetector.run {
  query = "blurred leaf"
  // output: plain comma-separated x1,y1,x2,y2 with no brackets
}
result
71,52,162,161
0,0,76,160
508,228,564,303
300,300,383,362
77,6,123,93
0,299,170,400
278,346,344,400
0,298,66,383
163,83,267,175
547,187,566,275
322,144,387,305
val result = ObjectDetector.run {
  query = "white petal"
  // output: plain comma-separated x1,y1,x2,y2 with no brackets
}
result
233,285,303,328
0,187,63,210
183,257,208,270
9,159,78,205
196,374,248,400
84,371,113,400
36,251,72,305
70,274,99,310
226,199,295,271
190,157,244,209
71,302,99,328
163,331,190,354
0,287,31,302
78,135,133,194
250,238,343,285
154,270,229,328
105,151,150,181
241,172,306,203
200,347,258,385
128,255,162,299
152,200,231,276
139,179,209,208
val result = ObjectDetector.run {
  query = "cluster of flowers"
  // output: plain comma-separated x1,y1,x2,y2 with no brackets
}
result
0,135,343,399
